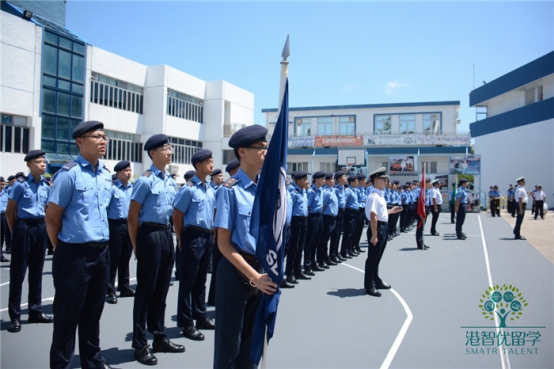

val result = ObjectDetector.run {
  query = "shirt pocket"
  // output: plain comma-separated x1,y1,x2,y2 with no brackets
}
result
101,183,112,207
237,203,253,231
75,182,95,206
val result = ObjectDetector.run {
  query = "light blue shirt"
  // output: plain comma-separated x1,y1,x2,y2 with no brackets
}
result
357,186,367,208
8,175,50,219
507,188,515,198
290,183,308,217
322,185,338,216
307,185,323,213
1,188,10,213
334,184,346,209
131,165,177,226
107,179,133,220
426,188,433,206
174,175,215,230
48,155,112,243
214,168,258,255
457,187,468,204
286,190,293,226
345,186,359,210
400,191,408,204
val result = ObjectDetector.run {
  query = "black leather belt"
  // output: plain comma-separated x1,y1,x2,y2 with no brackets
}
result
142,222,171,230
186,225,211,234
292,215,308,219
378,221,388,226
108,218,127,225
83,241,108,248
19,218,45,224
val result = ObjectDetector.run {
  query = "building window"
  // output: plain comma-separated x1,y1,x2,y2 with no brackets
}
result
169,137,203,164
399,115,415,134
103,130,142,163
421,161,437,173
167,89,203,124
317,117,333,136
222,150,235,164
339,116,355,135
374,115,392,134
295,118,311,136
1,114,30,154
320,162,336,172
423,113,441,133
287,162,309,173
90,73,143,114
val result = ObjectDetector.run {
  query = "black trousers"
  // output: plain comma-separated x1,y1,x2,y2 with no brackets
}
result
132,225,174,349
430,205,441,234
490,200,500,217
534,200,544,219
450,202,456,223
50,241,109,369
1,212,12,253
177,226,212,327
456,205,467,238
304,213,323,270
208,235,222,306
9,218,47,320
353,208,366,248
400,206,407,231
318,215,337,263
364,222,388,289
286,216,307,276
514,204,526,237
415,209,427,248
340,209,358,256
507,199,516,216
329,208,344,258
214,257,261,369
107,219,132,295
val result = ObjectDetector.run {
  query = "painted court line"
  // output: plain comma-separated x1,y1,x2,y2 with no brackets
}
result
341,263,413,369
478,215,511,369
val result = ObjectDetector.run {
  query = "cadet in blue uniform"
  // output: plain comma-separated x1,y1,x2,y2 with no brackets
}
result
455,178,469,240
5,150,53,333
174,149,216,341
318,172,339,267
329,171,347,263
490,185,501,217
305,171,325,273
210,169,224,190
449,183,457,223
0,177,9,262
128,134,184,366
285,172,310,284
213,125,277,369
175,170,196,282
340,176,359,259
2,175,16,255
506,184,516,217
399,184,409,232
46,121,113,369
105,160,135,305
364,168,402,297
353,174,367,254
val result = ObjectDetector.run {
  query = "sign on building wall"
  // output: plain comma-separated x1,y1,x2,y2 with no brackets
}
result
288,136,315,147
450,155,481,175
389,156,417,174
364,134,470,146
315,135,364,147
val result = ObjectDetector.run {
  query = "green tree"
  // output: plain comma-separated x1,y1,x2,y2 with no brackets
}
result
479,284,527,328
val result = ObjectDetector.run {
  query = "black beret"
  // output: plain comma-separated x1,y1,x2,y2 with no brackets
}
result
7,175,15,181
24,149,45,162
403,184,410,189
312,171,325,179
425,178,431,183
294,171,308,180
184,170,196,180
211,169,222,177
111,173,118,181
324,172,334,180
144,134,170,151
72,120,104,139
459,178,468,184
0,177,5,182
493,185,498,189
393,180,400,185
15,172,25,178
347,175,358,183
406,182,412,185
191,149,213,166
412,180,418,184
334,171,345,180
226,159,240,173
228,125,268,149
357,174,366,180
114,160,130,172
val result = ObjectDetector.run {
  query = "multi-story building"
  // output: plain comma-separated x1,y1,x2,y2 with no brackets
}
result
1,1,254,182
470,51,554,199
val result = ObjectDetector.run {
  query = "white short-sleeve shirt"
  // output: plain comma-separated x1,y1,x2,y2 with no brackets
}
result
534,190,545,201
433,187,443,205
365,188,388,222
514,186,528,204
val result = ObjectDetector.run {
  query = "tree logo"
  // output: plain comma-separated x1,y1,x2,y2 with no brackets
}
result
479,284,528,328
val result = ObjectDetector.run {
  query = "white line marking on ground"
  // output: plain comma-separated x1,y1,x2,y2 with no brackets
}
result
341,263,413,369
478,215,510,369
0,281,9,287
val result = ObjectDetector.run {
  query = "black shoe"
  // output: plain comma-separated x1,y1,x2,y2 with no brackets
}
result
462,233,467,237
28,314,53,323
295,272,311,280
312,264,325,272
318,263,330,269
5,248,11,254
330,256,341,264
417,246,427,250
366,287,381,297
153,337,185,353
7,319,21,333
196,318,215,330
280,279,295,288
169,282,174,286
46,249,54,255
102,363,114,369
286,275,298,284
376,282,391,290
457,236,467,240
337,255,347,262
431,232,440,236
326,259,337,266
183,325,205,341
304,269,315,276
356,247,365,253
515,236,526,240
134,346,158,366
1,256,9,262
119,287,136,297
106,293,117,304
341,253,352,259
424,245,430,249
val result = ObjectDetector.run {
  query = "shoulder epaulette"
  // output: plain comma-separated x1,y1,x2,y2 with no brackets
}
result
187,180,194,187
143,170,152,177
61,161,77,171
223,178,239,188
17,176,26,183
102,164,111,173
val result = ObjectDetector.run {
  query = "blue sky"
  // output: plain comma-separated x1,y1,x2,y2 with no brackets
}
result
66,1,553,133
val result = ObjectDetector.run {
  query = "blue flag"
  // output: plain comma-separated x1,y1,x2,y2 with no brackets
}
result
249,77,289,365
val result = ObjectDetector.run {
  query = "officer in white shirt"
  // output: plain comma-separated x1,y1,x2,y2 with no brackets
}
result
513,176,528,240
533,185,546,220
364,167,402,297
430,179,443,236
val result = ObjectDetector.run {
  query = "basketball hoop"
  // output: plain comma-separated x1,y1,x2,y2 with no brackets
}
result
346,162,354,174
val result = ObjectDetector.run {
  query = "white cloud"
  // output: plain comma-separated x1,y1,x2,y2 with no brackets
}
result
385,81,409,95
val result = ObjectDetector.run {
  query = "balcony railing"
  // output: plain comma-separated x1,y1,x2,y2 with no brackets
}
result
223,123,246,137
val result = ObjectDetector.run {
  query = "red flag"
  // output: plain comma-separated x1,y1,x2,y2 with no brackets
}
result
417,164,426,228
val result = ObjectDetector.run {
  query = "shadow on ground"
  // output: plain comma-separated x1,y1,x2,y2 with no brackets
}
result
327,288,366,298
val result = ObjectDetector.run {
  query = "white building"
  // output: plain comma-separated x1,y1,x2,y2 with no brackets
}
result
1,1,254,182
470,51,554,201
